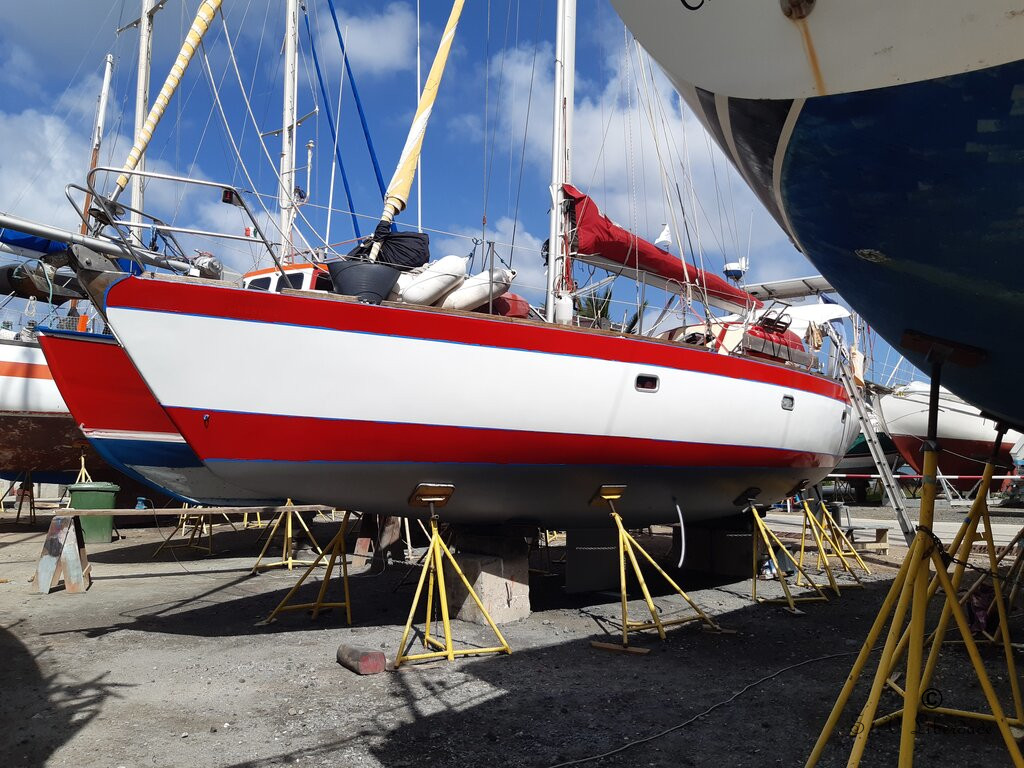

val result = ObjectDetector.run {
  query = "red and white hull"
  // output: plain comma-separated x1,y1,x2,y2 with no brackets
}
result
877,382,1020,491
101,275,855,526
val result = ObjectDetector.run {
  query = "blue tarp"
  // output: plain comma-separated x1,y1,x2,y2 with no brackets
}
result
0,228,69,255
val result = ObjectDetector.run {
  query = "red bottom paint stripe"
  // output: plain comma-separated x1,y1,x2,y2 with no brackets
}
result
166,407,839,468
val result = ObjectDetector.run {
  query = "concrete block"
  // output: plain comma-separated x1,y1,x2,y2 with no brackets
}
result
444,544,530,626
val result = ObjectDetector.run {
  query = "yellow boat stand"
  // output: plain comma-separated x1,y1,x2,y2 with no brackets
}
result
260,511,353,625
591,485,726,646
795,495,870,594
152,504,238,557
394,484,511,668
251,499,324,572
750,504,828,614
806,352,1024,768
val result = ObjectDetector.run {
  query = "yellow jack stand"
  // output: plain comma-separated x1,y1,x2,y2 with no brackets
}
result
807,445,1024,767
795,496,868,595
593,485,725,647
751,505,828,614
252,499,324,572
242,509,266,529
261,512,353,625
961,521,1024,643
153,505,236,557
395,484,511,668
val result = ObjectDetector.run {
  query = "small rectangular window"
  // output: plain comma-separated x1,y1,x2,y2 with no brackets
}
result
635,374,659,392
781,394,795,411
278,272,305,291
247,276,271,291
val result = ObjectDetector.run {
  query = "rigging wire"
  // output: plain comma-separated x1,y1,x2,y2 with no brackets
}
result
481,0,514,247
323,0,387,201
507,3,545,269
216,12,325,255
302,5,360,239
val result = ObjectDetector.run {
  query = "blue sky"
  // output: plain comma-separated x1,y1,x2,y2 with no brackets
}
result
0,0,916,383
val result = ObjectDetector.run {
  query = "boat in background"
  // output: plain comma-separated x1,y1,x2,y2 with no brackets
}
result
876,382,1021,492
611,1,1024,428
0,334,95,484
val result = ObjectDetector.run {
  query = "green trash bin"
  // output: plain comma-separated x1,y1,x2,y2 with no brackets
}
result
69,482,120,543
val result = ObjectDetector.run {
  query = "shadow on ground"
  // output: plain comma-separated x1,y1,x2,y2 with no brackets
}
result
0,621,131,768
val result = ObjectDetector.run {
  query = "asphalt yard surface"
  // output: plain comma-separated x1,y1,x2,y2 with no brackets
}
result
1,509,1022,767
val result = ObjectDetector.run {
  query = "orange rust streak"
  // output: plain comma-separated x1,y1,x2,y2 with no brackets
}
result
0,361,53,380
796,18,826,96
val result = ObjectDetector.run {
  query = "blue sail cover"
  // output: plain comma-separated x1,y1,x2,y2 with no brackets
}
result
0,228,69,255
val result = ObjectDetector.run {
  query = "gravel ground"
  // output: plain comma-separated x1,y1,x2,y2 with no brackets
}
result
1,511,1021,767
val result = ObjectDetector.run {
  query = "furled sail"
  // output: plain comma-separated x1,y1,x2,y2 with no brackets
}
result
563,184,761,315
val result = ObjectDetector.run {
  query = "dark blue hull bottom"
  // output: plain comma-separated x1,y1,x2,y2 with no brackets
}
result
707,59,1024,426
91,438,281,506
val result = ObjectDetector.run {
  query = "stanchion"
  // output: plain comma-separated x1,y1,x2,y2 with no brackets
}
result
590,485,725,647
394,484,511,667
806,343,1024,767
261,511,353,625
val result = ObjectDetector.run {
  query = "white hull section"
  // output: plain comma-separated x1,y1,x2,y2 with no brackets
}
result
0,340,67,415
611,1,1024,99
877,383,1021,445
108,308,850,457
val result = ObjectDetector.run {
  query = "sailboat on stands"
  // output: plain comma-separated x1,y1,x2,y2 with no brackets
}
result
35,0,854,526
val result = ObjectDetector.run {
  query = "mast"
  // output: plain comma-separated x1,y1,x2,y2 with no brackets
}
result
80,54,115,235
113,0,223,201
545,0,576,322
131,0,160,242
278,0,300,263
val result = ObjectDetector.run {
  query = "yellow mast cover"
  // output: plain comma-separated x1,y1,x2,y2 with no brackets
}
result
113,0,224,199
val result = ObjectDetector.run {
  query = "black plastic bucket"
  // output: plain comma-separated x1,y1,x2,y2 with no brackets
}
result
328,260,400,304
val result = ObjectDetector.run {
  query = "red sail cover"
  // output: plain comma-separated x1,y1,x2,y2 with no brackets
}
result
563,184,762,313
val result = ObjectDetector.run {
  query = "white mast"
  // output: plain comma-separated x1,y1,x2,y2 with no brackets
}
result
545,0,576,323
278,0,300,262
131,0,161,241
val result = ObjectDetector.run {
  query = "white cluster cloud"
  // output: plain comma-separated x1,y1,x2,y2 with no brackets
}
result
453,33,813,291
0,108,93,229
313,2,419,79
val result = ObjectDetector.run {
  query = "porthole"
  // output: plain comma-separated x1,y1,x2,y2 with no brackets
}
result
781,394,795,411
635,374,660,392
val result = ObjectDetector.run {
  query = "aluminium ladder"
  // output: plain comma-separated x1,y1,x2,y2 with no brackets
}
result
826,327,915,544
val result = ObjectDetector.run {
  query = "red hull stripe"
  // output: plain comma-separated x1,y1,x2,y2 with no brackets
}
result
38,332,179,435
0,360,52,380
107,277,848,403
167,407,839,468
